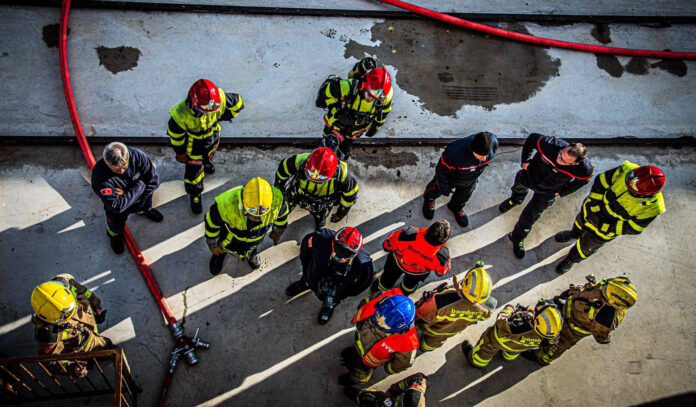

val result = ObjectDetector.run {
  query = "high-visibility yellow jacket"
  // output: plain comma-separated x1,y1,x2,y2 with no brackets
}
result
577,161,665,241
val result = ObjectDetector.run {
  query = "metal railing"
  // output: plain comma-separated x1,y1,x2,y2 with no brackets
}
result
0,348,138,406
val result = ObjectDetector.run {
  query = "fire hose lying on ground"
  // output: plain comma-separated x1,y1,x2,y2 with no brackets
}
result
56,0,695,405
58,1,209,405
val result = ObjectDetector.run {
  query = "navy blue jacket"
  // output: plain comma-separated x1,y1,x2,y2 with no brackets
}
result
299,228,374,302
435,134,498,193
91,147,159,216
519,133,593,196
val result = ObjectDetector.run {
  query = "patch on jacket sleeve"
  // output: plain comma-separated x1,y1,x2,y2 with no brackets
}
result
100,188,113,196
308,237,313,248
399,227,418,241
436,246,450,266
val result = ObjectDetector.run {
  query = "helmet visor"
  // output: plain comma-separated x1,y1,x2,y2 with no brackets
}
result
193,102,221,115
58,302,75,322
332,241,357,262
305,167,331,183
245,205,269,217
366,88,386,101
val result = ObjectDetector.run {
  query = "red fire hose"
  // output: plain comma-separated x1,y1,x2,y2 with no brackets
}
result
377,0,696,60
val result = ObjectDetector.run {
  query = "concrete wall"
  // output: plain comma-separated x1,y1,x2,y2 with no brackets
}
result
1,5,695,140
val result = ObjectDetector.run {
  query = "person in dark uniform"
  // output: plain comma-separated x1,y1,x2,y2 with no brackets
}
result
285,227,374,324
91,142,162,254
498,133,592,258
422,132,498,228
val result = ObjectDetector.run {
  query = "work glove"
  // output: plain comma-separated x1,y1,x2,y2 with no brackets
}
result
71,361,88,378
331,206,350,223
175,154,187,163
209,246,224,255
269,227,285,246
365,126,378,138
94,309,107,324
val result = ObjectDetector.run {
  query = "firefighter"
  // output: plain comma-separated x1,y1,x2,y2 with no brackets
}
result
339,289,418,386
316,57,393,160
554,162,666,274
344,373,428,407
462,299,562,369
205,177,288,274
285,226,374,324
498,133,593,259
30,274,112,377
530,275,637,365
423,132,498,228
371,221,452,295
91,142,162,254
415,261,496,352
274,147,359,230
167,79,244,214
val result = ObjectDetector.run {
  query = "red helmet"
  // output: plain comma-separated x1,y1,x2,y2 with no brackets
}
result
361,67,392,101
333,227,363,262
626,165,666,196
305,147,338,183
188,79,221,115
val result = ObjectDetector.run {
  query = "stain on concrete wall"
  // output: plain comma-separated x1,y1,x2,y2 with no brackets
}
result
95,46,142,74
352,146,419,168
590,26,688,78
344,21,561,116
42,24,69,48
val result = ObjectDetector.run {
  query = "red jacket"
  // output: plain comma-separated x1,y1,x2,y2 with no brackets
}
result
351,289,419,369
383,227,451,277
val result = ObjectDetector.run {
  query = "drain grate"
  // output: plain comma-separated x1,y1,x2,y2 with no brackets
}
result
442,85,498,101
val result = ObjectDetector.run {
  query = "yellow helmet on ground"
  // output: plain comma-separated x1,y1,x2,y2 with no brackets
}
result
459,263,492,303
242,177,273,217
31,281,76,324
533,300,563,339
601,277,638,309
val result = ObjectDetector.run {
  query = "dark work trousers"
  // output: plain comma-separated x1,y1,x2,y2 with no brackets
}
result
287,200,331,230
184,139,219,196
374,253,429,294
423,177,477,212
509,171,557,242
566,214,610,263
105,194,152,236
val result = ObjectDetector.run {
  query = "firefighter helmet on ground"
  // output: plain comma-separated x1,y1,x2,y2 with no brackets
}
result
373,295,415,333
188,79,222,115
333,227,363,262
533,300,563,338
601,277,638,309
459,265,492,304
361,67,392,101
31,281,76,324
242,177,273,217
626,165,665,196
305,147,338,183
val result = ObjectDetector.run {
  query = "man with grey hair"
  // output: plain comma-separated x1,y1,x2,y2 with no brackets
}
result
91,142,162,254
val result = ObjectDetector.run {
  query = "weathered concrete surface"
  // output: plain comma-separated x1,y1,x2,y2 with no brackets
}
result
1,145,695,406
100,0,696,16
0,6,695,140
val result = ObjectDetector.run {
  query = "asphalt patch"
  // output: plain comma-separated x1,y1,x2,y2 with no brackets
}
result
344,21,560,115
95,46,142,74
352,147,419,169
42,23,69,48
595,53,688,78
591,24,612,44
595,54,624,78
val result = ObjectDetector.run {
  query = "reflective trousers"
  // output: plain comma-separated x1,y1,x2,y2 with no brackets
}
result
567,214,611,263
535,321,587,365
467,326,523,367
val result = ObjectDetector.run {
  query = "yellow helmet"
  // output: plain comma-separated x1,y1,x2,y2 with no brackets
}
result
601,277,637,309
459,263,492,303
533,300,563,338
31,281,76,324
242,177,273,217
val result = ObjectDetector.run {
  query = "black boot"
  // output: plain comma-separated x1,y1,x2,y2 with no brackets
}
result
498,198,520,213
190,194,203,215
555,256,575,274
338,373,357,387
555,230,578,243
422,199,435,220
209,253,226,275
449,205,469,228
285,280,308,297
141,207,164,222
247,252,261,270
109,233,124,255
509,233,525,259
317,305,335,325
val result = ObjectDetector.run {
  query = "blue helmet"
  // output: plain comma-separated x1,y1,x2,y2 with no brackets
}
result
373,295,415,333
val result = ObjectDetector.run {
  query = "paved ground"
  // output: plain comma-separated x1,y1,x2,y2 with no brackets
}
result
1,144,695,406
